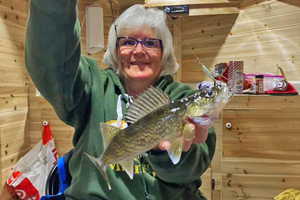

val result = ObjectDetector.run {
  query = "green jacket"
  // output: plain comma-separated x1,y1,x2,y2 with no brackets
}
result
25,0,216,199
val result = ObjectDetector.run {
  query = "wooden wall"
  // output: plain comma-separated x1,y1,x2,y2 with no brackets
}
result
222,95,300,199
180,0,300,82
0,0,29,190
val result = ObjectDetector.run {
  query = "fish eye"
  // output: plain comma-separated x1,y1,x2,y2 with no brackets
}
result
205,90,214,98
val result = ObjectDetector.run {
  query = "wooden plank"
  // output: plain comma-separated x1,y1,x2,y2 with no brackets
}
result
223,130,300,148
28,107,42,122
0,37,25,56
222,118,300,133
223,158,300,176
0,0,28,17
239,0,300,22
0,110,27,128
190,7,239,16
182,37,300,58
1,148,30,170
29,122,42,132
222,187,290,200
182,25,300,51
231,11,300,35
223,174,300,189
0,67,29,87
0,23,25,41
223,147,300,160
0,10,27,29
1,136,30,157
222,174,300,194
223,109,300,119
0,86,28,98
224,95,300,109
0,122,27,143
0,96,28,113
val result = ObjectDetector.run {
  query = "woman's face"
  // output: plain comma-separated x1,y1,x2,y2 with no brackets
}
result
116,28,162,85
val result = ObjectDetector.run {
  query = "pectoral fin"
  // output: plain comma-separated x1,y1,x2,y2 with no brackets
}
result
119,159,134,179
182,122,195,141
84,153,112,190
167,137,183,165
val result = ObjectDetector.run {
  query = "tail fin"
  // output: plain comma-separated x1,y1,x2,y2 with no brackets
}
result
84,153,112,190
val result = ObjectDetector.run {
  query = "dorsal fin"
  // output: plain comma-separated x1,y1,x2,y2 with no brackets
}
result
100,122,119,149
125,86,171,124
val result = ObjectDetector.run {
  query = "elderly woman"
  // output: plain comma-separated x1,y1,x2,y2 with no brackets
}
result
26,1,216,200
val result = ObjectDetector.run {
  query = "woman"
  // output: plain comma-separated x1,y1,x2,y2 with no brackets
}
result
25,1,216,200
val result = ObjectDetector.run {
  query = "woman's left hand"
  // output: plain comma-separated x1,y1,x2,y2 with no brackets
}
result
182,118,208,151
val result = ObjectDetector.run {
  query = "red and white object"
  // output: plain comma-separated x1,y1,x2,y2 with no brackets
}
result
228,61,244,94
7,121,58,200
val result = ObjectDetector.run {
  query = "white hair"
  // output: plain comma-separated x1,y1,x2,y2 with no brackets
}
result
102,4,179,77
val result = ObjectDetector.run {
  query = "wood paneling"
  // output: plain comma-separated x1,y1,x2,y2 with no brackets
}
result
181,0,300,82
0,0,29,193
222,95,300,199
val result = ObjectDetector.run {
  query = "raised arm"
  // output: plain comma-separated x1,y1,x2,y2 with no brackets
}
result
25,0,92,125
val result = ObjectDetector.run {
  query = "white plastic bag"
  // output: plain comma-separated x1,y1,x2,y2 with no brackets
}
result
7,122,58,200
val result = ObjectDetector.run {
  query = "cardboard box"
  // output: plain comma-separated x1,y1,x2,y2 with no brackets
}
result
228,61,244,94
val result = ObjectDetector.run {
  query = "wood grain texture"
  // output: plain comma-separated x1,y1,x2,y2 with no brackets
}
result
222,95,300,200
0,0,28,190
180,0,300,82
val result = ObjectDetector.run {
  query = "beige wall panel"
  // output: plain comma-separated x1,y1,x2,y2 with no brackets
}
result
0,86,27,98
0,0,28,193
0,122,27,143
223,159,300,176
0,96,28,113
0,0,27,17
238,0,300,22
224,147,300,160
0,23,25,41
181,1,300,82
1,148,29,171
0,11,26,30
223,108,300,119
0,37,25,56
224,96,300,109
1,136,30,157
223,174,300,199
0,67,28,87
223,187,288,200
0,53,25,70
0,110,27,128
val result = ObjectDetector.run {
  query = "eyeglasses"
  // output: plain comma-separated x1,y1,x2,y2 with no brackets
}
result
117,37,162,50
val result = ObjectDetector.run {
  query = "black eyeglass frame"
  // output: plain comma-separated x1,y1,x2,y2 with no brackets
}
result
116,37,163,49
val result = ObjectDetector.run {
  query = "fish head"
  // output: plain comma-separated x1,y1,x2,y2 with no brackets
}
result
186,81,232,127
208,81,232,105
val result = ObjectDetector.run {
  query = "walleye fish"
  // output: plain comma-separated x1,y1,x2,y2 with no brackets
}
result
85,66,232,190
